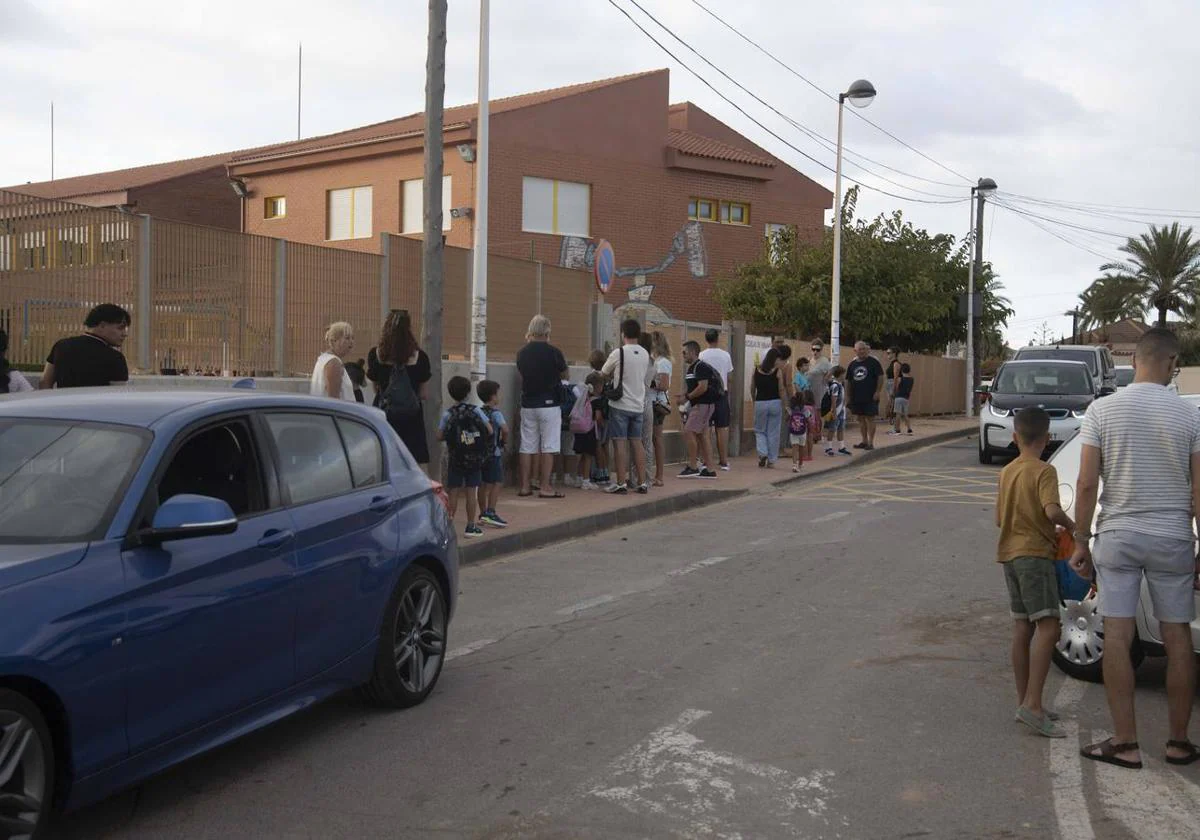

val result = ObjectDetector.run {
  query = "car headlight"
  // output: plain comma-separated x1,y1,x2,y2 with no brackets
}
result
988,403,1010,418
1071,409,1087,418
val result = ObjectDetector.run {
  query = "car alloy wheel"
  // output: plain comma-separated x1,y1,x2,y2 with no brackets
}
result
0,701,51,840
393,577,447,696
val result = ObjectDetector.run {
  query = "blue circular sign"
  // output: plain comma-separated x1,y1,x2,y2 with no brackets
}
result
594,239,615,294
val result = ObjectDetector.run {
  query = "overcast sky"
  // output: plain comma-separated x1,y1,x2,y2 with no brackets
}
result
4,0,1198,347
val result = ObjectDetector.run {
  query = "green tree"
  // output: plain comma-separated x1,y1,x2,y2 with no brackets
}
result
1076,274,1144,333
1098,222,1200,328
714,188,1013,355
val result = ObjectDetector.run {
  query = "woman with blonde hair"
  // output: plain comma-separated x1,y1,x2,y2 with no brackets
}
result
310,321,356,401
368,309,433,467
649,330,673,486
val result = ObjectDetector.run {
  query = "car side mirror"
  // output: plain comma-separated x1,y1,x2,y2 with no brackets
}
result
135,494,237,546
1099,386,1116,397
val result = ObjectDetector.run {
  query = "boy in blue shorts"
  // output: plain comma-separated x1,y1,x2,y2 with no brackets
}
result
823,366,851,456
477,379,509,528
437,376,492,539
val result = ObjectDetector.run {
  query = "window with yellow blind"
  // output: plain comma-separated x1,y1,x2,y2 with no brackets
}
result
327,186,373,240
401,176,453,234
720,201,750,226
521,177,590,237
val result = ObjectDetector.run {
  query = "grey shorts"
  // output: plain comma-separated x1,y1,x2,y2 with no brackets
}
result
1003,557,1060,622
894,397,910,416
1094,530,1197,623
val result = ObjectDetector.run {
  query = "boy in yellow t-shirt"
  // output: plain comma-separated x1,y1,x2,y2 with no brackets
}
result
996,407,1075,738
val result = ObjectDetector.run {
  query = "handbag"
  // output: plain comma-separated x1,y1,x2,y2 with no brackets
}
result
603,347,624,402
652,400,671,419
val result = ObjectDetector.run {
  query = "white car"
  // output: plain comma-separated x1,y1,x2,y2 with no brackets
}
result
1047,401,1200,680
978,359,1095,464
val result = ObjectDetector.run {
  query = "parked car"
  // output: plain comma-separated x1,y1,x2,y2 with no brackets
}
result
978,359,1095,464
1012,344,1117,397
1047,397,1200,680
0,389,458,836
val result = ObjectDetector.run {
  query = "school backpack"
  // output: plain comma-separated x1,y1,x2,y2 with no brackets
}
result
558,381,576,430
380,362,420,419
819,389,833,419
444,404,490,472
788,408,807,435
569,386,595,434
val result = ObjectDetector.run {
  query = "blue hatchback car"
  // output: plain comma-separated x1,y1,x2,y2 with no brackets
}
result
0,389,458,837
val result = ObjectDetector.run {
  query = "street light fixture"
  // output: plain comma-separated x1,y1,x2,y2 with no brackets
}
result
965,177,997,416
830,79,875,365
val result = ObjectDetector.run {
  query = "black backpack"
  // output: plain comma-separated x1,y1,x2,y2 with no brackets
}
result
820,388,833,417
380,361,420,419
444,403,490,472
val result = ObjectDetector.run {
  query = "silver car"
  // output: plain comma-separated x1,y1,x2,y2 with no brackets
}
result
1047,410,1200,680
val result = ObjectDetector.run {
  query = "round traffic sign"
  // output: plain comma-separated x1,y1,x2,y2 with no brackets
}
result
594,239,615,294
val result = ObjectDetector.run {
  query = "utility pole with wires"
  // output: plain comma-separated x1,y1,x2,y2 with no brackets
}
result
421,0,447,463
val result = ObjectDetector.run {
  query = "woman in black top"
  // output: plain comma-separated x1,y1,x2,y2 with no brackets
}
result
368,311,433,466
750,348,787,467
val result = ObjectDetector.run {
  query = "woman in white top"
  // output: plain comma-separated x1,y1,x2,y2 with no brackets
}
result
0,330,33,396
650,331,673,486
310,322,357,401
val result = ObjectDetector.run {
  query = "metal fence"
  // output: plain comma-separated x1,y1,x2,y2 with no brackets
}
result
0,189,598,375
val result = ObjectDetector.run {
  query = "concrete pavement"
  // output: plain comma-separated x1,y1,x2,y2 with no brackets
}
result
56,436,1200,839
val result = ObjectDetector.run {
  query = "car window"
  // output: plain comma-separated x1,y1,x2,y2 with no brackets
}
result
266,414,354,504
0,420,147,542
994,364,1093,395
1015,348,1099,375
336,418,384,488
157,421,264,519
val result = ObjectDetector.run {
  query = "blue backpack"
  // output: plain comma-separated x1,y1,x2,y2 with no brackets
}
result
558,381,576,430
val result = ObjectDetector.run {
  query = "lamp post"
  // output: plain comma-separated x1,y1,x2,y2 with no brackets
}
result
965,177,997,416
830,79,876,365
469,0,490,387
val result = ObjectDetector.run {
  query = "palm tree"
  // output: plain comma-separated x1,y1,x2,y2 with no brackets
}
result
1076,273,1144,333
1098,223,1200,327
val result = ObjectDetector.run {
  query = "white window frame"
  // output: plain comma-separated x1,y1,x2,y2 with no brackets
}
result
521,176,590,237
327,186,373,241
401,176,453,234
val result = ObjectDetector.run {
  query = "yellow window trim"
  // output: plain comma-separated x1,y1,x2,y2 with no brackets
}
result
265,196,286,219
552,180,559,235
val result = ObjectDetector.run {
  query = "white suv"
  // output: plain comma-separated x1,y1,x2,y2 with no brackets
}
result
978,359,1094,464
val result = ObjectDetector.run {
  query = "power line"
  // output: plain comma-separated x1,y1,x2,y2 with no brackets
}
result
991,201,1118,262
989,200,1133,241
997,193,1200,227
686,0,975,187
998,190,1200,218
606,0,969,205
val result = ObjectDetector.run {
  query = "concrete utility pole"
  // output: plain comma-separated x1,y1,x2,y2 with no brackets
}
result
469,0,490,386
965,177,996,416
422,0,447,461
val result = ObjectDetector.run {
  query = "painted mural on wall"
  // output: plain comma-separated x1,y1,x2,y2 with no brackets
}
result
558,221,709,306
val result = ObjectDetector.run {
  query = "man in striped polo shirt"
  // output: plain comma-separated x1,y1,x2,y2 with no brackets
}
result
1070,327,1200,769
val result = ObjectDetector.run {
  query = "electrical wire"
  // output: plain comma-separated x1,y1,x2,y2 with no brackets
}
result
605,0,970,206
996,193,1200,227
990,201,1118,262
998,191,1200,219
686,0,975,187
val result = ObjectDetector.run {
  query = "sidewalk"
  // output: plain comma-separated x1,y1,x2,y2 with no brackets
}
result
459,416,976,564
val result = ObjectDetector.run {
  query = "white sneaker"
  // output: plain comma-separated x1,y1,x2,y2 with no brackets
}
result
580,480,596,490
720,463,731,471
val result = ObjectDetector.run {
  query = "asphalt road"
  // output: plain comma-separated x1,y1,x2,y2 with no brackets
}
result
57,437,1200,839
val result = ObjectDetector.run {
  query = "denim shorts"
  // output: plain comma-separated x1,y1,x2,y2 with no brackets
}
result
481,456,503,486
824,415,846,433
607,407,644,440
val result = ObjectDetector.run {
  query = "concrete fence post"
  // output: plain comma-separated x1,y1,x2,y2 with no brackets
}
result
379,233,391,320
136,215,152,372
729,320,746,457
273,239,287,376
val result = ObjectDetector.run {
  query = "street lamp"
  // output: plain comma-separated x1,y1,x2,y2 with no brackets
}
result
830,79,876,365
965,177,997,416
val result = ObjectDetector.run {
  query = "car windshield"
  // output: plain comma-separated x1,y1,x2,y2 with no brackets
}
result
1016,348,1098,375
1115,368,1135,387
994,364,1093,396
0,420,149,543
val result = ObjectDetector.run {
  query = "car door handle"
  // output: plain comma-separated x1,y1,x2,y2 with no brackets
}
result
257,529,294,549
368,495,399,514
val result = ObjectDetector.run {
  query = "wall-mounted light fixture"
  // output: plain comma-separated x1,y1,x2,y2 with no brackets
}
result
456,144,476,163
228,178,250,198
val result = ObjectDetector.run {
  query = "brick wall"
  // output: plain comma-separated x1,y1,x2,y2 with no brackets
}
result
130,168,241,230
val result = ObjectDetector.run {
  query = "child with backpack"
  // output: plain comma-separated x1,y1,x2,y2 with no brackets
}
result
437,376,493,538
571,372,607,490
552,377,579,489
787,391,809,473
476,379,509,528
823,366,852,456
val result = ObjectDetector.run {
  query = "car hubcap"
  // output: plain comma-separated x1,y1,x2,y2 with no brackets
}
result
0,712,46,840
393,580,446,694
1057,591,1104,666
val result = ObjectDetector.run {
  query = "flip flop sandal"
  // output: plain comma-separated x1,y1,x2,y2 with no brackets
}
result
537,492,566,499
1166,740,1200,765
517,491,534,497
1081,739,1142,769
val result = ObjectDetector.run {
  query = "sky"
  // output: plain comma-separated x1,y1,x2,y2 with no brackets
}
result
4,0,1199,348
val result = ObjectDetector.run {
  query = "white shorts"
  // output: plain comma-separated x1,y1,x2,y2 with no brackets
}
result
520,406,562,455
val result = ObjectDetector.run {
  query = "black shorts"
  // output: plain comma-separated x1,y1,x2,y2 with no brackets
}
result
710,392,731,429
850,400,879,418
574,432,597,456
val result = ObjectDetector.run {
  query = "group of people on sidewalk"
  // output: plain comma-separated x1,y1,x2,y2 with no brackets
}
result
751,339,915,470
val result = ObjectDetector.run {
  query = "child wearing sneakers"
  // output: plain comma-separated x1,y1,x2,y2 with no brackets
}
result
787,392,808,473
572,372,606,489
892,362,914,435
437,376,492,539
823,366,852,456
476,379,509,529
996,407,1074,738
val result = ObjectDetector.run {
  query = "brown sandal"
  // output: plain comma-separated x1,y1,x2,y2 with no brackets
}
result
1166,740,1200,765
1081,739,1142,769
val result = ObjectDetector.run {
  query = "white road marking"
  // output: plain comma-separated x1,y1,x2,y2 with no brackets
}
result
445,638,496,660
749,536,775,546
556,594,619,615
668,556,731,577
1092,729,1200,840
811,511,850,523
590,708,841,837
1049,678,1095,840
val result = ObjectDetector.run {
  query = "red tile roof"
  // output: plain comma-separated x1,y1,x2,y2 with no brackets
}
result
667,129,774,167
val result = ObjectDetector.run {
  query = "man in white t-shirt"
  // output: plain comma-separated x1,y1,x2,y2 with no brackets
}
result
699,329,733,470
601,319,652,494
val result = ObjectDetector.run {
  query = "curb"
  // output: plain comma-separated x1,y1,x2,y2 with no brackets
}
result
460,425,975,565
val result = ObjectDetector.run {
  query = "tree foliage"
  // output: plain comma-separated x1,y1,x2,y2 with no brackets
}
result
1082,222,1200,328
714,188,1013,355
